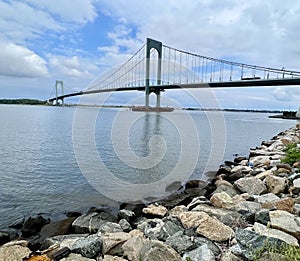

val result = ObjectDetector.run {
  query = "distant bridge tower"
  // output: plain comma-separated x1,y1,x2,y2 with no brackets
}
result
55,80,64,106
145,38,162,107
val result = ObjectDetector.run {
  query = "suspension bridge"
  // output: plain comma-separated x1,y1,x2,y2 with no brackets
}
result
48,38,300,107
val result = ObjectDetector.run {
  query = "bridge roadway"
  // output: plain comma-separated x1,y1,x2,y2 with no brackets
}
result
48,77,300,103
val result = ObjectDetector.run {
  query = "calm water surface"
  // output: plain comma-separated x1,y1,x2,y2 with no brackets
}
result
0,105,298,229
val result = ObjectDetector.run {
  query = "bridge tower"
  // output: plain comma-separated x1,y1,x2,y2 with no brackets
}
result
55,80,64,106
145,38,162,107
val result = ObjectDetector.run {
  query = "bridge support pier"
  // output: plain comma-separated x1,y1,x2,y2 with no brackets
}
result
156,91,161,108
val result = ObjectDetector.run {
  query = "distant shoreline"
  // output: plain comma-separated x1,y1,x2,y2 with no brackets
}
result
0,99,296,116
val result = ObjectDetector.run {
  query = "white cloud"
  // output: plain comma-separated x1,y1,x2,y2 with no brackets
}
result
0,42,48,78
100,0,300,70
48,55,98,79
23,0,98,24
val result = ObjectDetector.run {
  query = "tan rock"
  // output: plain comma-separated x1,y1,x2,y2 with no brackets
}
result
0,244,31,261
269,210,300,240
178,211,234,241
265,175,287,195
122,234,146,261
140,240,181,261
210,192,234,209
196,213,235,242
262,197,294,212
102,232,131,255
168,205,188,218
256,169,272,180
253,222,299,246
142,204,168,217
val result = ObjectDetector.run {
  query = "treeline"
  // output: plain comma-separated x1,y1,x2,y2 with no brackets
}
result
0,99,47,105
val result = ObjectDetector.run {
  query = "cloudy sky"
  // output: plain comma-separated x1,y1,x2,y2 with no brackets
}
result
1,0,300,110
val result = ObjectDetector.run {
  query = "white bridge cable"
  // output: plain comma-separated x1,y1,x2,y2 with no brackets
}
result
162,44,300,81
87,43,146,91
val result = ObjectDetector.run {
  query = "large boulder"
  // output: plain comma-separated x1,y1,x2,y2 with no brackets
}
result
233,177,267,195
72,210,117,234
102,232,131,256
0,241,31,261
265,175,288,195
269,210,300,240
39,217,76,242
71,234,102,258
235,229,284,260
139,240,181,261
253,222,298,246
21,215,50,237
121,233,146,261
178,211,235,242
210,192,234,209
192,204,244,227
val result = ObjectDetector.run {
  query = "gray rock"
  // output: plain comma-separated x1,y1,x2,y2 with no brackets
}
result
234,177,267,195
158,220,184,241
119,219,132,233
21,215,50,237
140,240,181,261
118,209,135,222
73,211,117,234
71,234,102,258
98,222,122,234
0,232,10,246
253,222,298,246
182,244,216,261
232,201,262,223
165,231,195,254
137,218,165,240
157,193,191,209
212,184,239,197
42,234,89,249
255,193,280,205
194,237,221,256
236,229,284,260
192,204,244,227
255,209,270,226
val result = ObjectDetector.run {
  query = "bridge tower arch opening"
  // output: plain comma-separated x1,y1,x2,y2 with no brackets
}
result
145,38,162,107
55,80,64,106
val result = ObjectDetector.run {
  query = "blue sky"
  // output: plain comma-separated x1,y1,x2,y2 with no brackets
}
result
0,0,300,110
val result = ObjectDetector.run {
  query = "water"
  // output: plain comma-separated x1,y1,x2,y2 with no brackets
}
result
0,104,298,229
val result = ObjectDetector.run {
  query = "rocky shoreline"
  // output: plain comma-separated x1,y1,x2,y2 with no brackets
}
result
1,125,300,260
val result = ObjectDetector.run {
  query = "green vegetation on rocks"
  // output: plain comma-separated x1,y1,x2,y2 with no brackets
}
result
282,143,300,165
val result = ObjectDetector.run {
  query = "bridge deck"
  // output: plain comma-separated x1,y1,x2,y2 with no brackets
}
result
48,77,300,102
